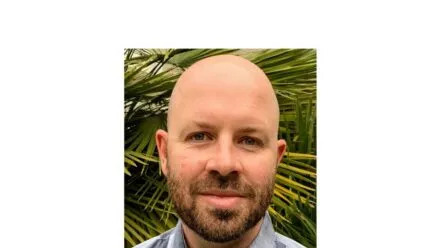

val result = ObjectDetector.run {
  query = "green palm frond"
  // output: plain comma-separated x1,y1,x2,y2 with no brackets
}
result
124,48,317,248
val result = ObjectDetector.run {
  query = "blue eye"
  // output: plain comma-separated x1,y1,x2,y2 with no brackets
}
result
189,132,211,142
192,133,206,140
242,137,257,145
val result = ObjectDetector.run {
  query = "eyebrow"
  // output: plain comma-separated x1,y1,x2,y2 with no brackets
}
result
190,121,217,130
237,127,263,134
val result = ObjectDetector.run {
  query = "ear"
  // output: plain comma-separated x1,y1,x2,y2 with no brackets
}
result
155,129,169,176
276,139,287,166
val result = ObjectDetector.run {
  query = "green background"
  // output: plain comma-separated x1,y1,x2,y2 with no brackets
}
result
124,49,317,248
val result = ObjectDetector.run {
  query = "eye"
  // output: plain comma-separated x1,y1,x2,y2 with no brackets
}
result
241,137,259,146
188,132,211,142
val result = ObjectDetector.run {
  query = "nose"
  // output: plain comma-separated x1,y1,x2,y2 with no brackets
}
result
205,136,242,176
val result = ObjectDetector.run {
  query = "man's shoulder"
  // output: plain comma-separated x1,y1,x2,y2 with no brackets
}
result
274,232,306,248
133,228,175,248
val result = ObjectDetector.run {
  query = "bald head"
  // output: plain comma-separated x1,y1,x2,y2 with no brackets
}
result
167,55,280,136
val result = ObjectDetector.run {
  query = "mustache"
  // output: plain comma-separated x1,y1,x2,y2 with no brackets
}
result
189,174,256,198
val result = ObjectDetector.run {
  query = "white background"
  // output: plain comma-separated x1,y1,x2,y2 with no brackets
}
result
0,1,431,247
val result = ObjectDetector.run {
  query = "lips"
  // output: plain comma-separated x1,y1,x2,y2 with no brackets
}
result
198,190,246,209
200,190,245,197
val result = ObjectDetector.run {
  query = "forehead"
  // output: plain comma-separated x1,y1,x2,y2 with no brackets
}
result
170,83,277,134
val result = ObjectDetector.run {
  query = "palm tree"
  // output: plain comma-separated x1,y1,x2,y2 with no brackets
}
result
124,49,317,248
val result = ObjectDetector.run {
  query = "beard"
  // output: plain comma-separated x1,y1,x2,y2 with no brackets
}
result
166,163,275,243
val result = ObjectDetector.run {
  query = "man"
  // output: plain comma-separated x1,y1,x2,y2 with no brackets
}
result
134,54,305,248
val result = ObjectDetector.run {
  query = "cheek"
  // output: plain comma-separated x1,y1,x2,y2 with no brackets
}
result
169,149,207,179
241,152,277,184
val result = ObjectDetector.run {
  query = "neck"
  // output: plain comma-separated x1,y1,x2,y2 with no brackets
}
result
182,219,263,248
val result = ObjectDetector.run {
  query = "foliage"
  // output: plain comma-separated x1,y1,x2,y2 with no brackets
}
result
124,49,317,248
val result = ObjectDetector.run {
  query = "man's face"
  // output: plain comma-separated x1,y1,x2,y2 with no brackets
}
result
156,58,286,243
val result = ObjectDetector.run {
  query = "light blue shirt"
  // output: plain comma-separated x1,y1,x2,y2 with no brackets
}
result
134,211,305,248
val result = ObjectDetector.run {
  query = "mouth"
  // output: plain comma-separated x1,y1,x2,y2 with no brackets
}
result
198,190,246,209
